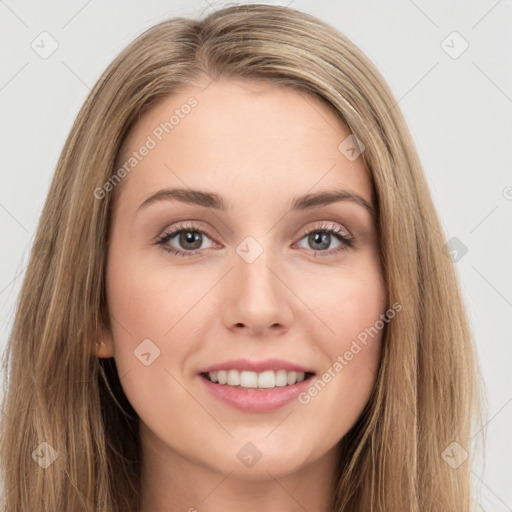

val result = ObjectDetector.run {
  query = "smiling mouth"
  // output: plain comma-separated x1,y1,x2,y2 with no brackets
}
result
200,370,315,389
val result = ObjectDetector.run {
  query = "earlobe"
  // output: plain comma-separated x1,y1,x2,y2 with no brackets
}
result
96,325,115,358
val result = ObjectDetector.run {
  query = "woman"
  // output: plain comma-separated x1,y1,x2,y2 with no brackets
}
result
0,4,483,511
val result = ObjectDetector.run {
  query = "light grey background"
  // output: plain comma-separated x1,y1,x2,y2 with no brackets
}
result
1,0,511,509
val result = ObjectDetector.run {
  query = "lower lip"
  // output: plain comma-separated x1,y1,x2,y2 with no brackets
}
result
198,374,314,413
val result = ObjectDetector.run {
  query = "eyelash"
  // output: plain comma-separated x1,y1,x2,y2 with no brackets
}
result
155,221,354,258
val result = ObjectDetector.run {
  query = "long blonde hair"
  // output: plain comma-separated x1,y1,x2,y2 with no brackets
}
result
0,4,483,511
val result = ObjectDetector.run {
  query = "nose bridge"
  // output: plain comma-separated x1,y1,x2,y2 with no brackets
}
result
234,233,281,300
223,232,293,333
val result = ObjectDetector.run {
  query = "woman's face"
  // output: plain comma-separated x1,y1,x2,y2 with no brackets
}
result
99,78,387,481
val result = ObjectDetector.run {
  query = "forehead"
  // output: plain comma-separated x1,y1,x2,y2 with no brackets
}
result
113,78,373,212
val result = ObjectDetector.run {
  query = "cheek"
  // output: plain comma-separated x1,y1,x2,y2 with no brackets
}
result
103,248,197,398
300,259,386,418
104,259,204,427
319,257,387,352
105,248,206,342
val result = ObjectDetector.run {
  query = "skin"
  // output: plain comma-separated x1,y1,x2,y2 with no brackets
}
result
97,78,387,512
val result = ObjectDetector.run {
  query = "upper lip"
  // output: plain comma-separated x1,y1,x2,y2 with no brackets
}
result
197,358,315,374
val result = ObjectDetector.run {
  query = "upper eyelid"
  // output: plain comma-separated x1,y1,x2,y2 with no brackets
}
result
302,222,351,237
157,220,352,246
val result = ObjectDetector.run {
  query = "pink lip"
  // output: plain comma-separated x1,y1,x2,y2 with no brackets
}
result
198,373,315,413
197,358,314,374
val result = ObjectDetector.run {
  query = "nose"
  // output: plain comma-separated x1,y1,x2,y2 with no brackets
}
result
221,245,293,337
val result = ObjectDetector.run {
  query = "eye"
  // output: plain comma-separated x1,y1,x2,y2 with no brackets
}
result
294,221,354,257
156,221,354,258
155,222,217,257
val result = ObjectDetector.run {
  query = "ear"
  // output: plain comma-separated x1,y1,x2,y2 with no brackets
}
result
96,326,115,358
96,310,115,358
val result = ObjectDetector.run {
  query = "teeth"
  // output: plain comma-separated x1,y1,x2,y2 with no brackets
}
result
205,369,308,388
258,370,275,388
240,370,258,388
275,369,288,387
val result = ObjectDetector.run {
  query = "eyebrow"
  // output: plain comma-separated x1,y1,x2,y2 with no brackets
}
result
137,187,376,214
